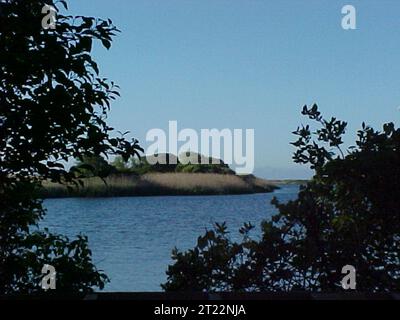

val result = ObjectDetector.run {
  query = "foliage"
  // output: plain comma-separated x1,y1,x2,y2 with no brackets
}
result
0,0,141,294
75,155,115,178
110,155,133,174
163,105,400,292
175,163,233,174
110,153,235,175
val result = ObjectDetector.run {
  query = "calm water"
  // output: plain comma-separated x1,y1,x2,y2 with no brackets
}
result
42,185,299,291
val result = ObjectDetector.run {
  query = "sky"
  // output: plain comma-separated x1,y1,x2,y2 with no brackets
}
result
66,0,400,179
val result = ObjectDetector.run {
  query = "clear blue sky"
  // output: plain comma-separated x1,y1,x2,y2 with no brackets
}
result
68,0,400,179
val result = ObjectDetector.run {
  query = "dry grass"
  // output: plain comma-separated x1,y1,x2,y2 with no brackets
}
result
42,175,139,198
142,173,252,194
42,173,277,198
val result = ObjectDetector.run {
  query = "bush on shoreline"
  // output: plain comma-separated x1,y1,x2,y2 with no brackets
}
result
162,105,400,292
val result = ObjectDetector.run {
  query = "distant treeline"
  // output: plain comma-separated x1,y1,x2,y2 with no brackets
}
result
76,152,236,177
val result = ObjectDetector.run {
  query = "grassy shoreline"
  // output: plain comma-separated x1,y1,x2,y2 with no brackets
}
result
41,173,279,198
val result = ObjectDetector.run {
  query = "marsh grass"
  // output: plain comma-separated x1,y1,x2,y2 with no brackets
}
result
42,173,277,198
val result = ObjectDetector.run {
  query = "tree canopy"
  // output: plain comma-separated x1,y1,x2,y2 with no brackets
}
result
0,0,141,294
163,105,400,292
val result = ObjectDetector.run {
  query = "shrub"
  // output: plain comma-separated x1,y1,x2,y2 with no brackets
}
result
163,105,400,292
0,0,141,294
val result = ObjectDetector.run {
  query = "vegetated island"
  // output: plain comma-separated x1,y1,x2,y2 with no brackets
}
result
42,153,279,198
